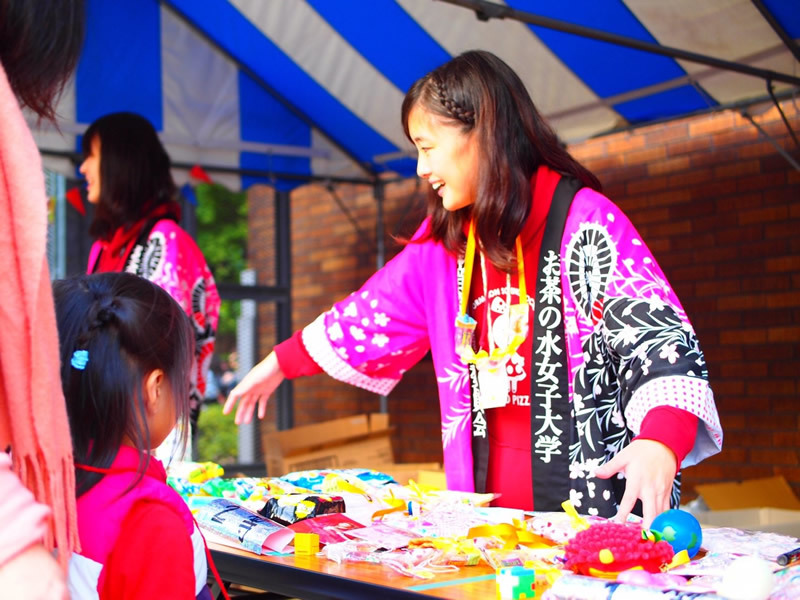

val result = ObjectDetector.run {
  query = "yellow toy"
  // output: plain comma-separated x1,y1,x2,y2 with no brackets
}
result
294,532,320,555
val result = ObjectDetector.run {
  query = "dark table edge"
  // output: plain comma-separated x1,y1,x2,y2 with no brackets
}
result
210,548,431,600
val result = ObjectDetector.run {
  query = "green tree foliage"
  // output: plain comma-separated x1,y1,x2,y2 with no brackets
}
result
194,183,247,353
193,182,247,463
194,182,248,283
196,403,238,464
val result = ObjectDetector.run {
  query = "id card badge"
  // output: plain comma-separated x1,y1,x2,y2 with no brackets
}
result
476,367,510,410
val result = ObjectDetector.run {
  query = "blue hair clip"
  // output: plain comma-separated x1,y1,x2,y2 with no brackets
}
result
71,350,89,370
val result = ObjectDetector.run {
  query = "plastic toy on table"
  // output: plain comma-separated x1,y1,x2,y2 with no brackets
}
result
293,532,320,555
563,521,674,576
650,509,703,559
496,565,536,599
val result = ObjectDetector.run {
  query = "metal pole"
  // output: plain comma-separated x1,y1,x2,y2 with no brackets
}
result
750,0,800,63
741,112,800,172
374,181,389,414
439,0,800,87
275,189,294,431
236,268,257,463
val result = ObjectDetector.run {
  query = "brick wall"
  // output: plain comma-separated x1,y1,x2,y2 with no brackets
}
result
248,178,443,463
248,99,800,500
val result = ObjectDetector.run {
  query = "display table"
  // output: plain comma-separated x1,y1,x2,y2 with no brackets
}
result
209,541,499,600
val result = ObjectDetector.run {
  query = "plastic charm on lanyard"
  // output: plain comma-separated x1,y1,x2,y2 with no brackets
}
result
454,221,529,408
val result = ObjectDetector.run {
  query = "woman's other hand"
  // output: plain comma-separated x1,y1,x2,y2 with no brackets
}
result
223,351,285,425
0,544,69,600
594,438,677,529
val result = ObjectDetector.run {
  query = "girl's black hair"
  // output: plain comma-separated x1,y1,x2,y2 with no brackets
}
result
402,50,602,270
82,112,177,241
53,272,194,497
0,0,85,120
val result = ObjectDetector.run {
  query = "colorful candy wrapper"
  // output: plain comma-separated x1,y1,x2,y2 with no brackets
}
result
699,527,800,563
318,539,382,565
280,468,393,492
201,477,239,498
167,460,224,483
288,513,365,545
545,574,727,600
195,498,294,554
378,547,457,579
525,510,604,544
344,520,422,550
770,562,800,600
167,476,203,499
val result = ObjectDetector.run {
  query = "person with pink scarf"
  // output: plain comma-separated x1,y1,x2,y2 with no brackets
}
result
0,1,85,597
225,51,722,527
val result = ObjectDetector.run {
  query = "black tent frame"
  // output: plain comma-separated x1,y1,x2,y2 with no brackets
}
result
40,1,799,453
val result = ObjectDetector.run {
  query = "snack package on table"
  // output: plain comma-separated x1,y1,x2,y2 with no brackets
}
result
195,498,294,554
167,460,224,483
167,476,203,499
259,493,346,525
201,477,241,499
699,527,799,563
771,562,800,600
542,574,728,600
387,483,496,510
279,468,393,493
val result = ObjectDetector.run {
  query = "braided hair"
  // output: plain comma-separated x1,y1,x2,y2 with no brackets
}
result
430,78,475,126
401,50,601,270
53,272,194,496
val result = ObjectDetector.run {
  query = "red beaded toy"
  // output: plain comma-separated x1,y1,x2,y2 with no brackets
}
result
564,521,674,577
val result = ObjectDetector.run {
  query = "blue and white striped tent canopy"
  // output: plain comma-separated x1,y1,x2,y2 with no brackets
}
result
32,0,800,191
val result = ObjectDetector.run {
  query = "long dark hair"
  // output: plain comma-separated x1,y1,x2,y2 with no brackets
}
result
83,112,178,241
0,0,85,120
53,272,194,496
402,50,601,269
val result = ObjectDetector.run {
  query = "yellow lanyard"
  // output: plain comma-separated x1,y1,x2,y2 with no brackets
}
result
456,221,528,368
460,221,526,312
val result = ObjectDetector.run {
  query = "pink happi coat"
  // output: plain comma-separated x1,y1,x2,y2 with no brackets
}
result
299,168,722,516
88,219,219,414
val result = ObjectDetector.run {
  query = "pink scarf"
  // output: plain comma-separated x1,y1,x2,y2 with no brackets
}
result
0,63,79,566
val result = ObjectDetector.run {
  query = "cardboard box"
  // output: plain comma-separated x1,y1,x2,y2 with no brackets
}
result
262,413,394,476
695,507,800,538
380,462,443,486
694,475,800,511
691,475,800,537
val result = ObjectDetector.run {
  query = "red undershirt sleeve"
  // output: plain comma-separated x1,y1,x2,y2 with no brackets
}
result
634,406,699,470
101,501,196,599
274,329,323,378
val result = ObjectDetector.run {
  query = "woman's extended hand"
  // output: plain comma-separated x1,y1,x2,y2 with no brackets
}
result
594,439,677,529
223,351,285,425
